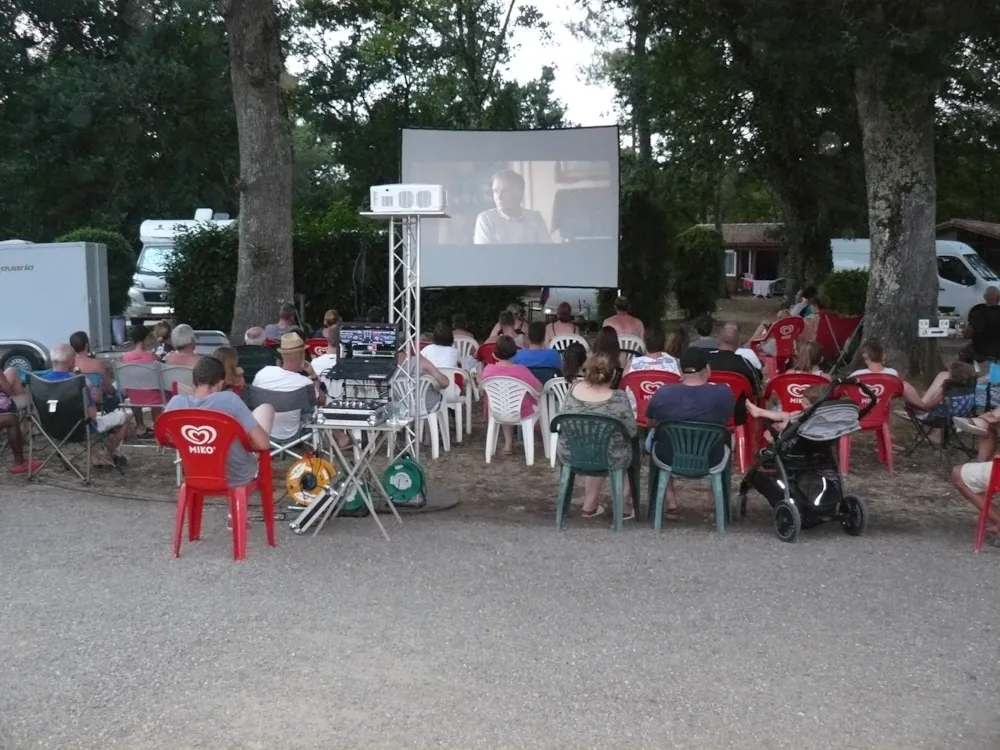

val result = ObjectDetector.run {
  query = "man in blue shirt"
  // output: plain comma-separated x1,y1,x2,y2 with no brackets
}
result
512,321,563,382
41,343,130,467
645,347,734,520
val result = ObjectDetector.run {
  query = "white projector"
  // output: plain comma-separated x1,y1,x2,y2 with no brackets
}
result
369,184,447,214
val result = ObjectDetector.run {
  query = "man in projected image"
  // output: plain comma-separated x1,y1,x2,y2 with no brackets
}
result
473,168,553,245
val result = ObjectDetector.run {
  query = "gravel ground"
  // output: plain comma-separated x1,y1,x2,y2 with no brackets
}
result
1,481,997,750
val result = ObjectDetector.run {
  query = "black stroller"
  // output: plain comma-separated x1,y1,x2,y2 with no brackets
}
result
738,377,876,542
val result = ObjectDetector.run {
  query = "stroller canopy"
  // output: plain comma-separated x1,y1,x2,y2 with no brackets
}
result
794,400,861,442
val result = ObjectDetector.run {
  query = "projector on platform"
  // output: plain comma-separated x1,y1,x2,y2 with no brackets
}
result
369,184,447,214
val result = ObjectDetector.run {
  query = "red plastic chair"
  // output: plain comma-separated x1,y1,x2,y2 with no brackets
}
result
762,372,830,412
754,316,806,377
155,409,276,561
707,370,757,472
834,373,904,475
305,338,330,359
619,370,681,428
476,342,499,366
974,456,1000,553
264,338,280,349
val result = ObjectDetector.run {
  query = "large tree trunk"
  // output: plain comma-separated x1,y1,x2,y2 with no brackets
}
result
855,64,939,378
631,0,652,166
224,0,293,340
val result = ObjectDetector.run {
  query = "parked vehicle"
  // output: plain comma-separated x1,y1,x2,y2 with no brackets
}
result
831,238,998,320
127,208,233,325
0,242,111,371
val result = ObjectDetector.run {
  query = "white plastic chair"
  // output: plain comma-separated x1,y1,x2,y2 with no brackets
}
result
480,376,542,466
454,336,482,410
418,376,450,459
437,366,474,443
549,333,590,352
540,377,571,468
618,334,646,362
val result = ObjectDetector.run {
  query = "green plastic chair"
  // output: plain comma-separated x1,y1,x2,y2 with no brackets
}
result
648,421,733,534
550,413,639,533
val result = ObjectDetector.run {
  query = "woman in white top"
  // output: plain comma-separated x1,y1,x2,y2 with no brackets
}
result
848,340,899,378
421,322,460,370
624,328,680,376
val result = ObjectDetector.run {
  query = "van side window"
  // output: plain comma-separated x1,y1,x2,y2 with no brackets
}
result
938,256,975,286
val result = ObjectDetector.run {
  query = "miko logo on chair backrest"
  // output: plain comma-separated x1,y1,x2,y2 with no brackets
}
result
786,382,810,405
639,380,664,399
181,425,218,454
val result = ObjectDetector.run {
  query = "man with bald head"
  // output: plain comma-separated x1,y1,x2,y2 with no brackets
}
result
704,321,762,425
961,286,1000,364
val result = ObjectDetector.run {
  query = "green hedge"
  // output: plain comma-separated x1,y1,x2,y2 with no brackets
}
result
674,226,724,319
820,269,868,315
596,187,671,327
55,227,136,315
165,205,523,337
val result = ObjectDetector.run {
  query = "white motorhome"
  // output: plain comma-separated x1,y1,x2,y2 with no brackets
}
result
0,242,111,370
127,208,234,324
831,238,999,320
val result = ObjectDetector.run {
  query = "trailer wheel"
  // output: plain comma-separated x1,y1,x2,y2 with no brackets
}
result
0,346,45,373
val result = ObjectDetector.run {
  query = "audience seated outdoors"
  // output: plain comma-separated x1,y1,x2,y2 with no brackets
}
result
705,322,763,422
624,328,679,375
790,341,828,378
645,348,735,520
244,327,267,346
950,395,1000,545
560,342,587,382
556,352,637,519
251,332,324,448
690,317,718,349
0,366,39,474
213,346,246,395
488,309,524,347
165,356,273,490
958,286,1000,364
165,324,201,366
70,330,116,410
544,302,580,344
263,303,299,341
747,384,827,439
790,285,819,317
41,342,130,466
152,320,173,362
422,322,461,370
121,325,165,436
311,309,340,340
602,295,645,338
593,326,625,386
451,313,475,340
512,321,563,381
849,340,898,377
481,335,542,455
750,308,791,356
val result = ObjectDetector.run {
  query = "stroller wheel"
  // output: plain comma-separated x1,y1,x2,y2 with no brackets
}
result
773,502,801,543
839,495,867,536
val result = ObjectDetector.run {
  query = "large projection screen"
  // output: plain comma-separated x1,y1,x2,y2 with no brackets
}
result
401,127,620,288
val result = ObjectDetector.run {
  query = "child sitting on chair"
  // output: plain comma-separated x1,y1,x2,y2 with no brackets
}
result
747,384,827,439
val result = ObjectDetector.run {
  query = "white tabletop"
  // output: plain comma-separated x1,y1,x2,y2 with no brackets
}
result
309,418,412,432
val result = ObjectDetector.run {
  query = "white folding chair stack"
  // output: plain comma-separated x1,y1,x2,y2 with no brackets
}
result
437,366,474,444
540,377,571,468
417,376,450,459
480,376,542,466
549,333,590,353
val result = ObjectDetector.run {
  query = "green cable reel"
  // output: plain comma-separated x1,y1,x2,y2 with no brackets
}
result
382,456,427,508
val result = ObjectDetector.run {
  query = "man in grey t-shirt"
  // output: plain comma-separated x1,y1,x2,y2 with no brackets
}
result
263,303,299,341
473,168,553,245
165,356,273,487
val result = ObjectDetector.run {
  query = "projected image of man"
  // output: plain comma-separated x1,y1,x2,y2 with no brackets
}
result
473,169,552,245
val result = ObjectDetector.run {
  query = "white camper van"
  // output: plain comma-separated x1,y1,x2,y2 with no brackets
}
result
831,238,998,321
126,208,234,324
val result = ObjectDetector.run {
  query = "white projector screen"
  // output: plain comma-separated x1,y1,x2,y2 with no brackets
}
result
401,127,620,288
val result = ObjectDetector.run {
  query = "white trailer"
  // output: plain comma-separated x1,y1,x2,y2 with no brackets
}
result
0,242,111,371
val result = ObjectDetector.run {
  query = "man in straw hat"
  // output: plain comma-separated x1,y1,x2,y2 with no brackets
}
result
252,332,325,443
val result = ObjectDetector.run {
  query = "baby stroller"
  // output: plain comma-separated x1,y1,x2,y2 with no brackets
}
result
738,378,876,542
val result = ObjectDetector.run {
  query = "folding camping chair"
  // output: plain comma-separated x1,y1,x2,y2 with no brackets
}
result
901,384,977,463
26,373,119,483
236,345,281,384
245,384,317,460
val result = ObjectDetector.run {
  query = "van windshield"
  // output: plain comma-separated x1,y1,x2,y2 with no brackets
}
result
137,245,174,276
964,253,999,282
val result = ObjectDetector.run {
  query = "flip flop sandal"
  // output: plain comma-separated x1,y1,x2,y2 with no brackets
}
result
622,508,636,521
581,505,606,518
953,417,988,436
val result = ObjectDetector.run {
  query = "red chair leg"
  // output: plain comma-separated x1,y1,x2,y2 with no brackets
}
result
173,485,188,558
735,425,748,473
881,423,894,473
229,488,249,561
974,492,993,553
260,483,276,548
839,434,851,476
188,492,204,541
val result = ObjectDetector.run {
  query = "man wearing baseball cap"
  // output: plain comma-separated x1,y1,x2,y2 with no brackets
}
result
644,347,734,520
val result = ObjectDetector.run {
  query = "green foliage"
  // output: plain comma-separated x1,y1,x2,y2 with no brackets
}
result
820,269,868,316
164,223,239,331
55,227,136,315
673,226,724,320
597,186,671,327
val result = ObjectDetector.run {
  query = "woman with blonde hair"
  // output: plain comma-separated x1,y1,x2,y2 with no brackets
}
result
212,346,246,395
790,340,828,378
312,309,340,339
556,352,638,519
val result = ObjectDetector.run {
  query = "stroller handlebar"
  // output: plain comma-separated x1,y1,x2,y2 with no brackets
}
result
829,376,878,421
